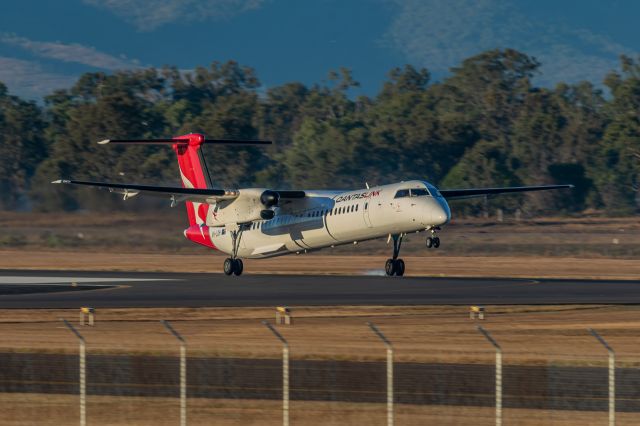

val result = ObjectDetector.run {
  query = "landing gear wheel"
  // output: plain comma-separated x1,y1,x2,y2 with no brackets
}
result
426,237,433,248
223,258,234,276
233,259,244,276
394,259,405,276
385,259,396,276
433,237,440,248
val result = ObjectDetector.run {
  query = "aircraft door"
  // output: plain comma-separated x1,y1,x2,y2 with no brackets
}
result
363,201,373,227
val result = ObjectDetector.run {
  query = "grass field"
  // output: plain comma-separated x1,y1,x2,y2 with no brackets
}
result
1,212,639,258
2,305,640,363
1,305,640,425
2,393,634,426
1,212,639,278
1,251,638,279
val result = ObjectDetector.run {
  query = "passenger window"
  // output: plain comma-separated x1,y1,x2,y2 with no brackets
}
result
355,204,359,212
394,189,410,198
410,188,430,197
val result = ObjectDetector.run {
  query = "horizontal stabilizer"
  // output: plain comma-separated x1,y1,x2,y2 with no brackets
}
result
98,138,272,145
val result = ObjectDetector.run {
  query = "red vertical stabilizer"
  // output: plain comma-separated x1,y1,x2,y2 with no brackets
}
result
171,133,211,227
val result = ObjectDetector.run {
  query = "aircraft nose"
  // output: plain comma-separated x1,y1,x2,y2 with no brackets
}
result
432,201,451,225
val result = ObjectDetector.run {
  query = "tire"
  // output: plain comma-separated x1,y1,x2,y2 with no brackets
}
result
426,237,433,248
433,237,441,248
233,259,244,276
394,259,405,276
223,258,234,276
385,259,395,276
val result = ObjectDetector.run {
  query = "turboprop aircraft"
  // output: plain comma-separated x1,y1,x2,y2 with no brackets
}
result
53,133,572,276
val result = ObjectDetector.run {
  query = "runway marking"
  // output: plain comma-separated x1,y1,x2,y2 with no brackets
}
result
0,276,174,285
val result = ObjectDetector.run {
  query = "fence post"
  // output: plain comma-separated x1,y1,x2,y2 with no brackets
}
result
478,326,502,426
367,322,394,426
162,320,187,426
262,321,289,426
589,328,615,426
62,319,86,426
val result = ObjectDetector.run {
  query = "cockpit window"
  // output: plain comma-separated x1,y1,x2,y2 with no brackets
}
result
410,188,430,197
394,189,410,198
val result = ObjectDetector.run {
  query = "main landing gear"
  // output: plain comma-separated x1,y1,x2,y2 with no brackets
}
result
223,258,243,276
385,233,405,277
426,227,441,249
223,225,246,276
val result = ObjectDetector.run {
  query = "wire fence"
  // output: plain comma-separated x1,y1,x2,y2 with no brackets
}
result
1,319,640,425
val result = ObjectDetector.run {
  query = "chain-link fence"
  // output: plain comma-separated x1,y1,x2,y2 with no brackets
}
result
1,314,640,425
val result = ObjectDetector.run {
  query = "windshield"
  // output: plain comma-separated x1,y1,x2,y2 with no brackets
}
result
410,188,430,197
395,187,432,198
394,189,410,198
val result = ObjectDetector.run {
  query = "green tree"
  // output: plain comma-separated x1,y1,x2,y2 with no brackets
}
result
597,55,640,213
0,82,47,209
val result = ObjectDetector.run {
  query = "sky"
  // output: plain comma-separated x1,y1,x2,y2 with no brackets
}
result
0,0,638,100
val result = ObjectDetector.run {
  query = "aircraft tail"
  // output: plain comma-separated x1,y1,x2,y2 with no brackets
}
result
98,133,271,226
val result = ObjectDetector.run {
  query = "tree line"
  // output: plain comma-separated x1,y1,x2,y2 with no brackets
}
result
0,49,638,215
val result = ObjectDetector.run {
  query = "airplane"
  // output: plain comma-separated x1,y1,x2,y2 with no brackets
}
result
53,133,572,276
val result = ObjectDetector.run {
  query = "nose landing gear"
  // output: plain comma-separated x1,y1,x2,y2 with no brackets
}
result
385,233,405,276
426,227,441,249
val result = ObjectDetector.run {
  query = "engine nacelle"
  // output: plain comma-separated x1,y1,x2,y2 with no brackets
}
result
260,190,280,208
260,209,275,220
205,188,278,226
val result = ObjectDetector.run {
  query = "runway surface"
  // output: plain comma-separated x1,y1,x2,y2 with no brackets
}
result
1,270,640,308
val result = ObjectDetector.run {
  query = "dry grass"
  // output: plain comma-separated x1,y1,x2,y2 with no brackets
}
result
2,305,639,425
2,305,640,364
2,393,635,426
1,212,639,258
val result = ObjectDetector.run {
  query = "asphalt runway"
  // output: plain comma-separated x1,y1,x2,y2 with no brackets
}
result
0,270,640,308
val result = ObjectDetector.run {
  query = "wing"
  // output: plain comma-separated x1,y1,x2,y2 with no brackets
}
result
52,179,239,204
51,179,306,204
440,184,573,200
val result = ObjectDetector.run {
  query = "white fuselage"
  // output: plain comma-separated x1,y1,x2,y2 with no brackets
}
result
206,180,451,259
